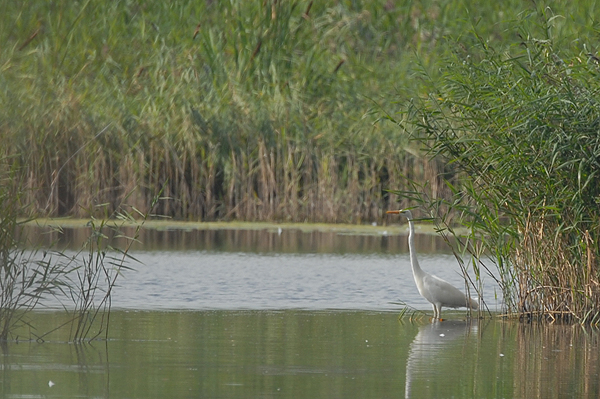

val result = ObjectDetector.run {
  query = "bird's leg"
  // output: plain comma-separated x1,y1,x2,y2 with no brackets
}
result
434,304,443,322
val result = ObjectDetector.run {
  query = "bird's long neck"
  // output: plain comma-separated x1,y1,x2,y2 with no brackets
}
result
407,217,425,279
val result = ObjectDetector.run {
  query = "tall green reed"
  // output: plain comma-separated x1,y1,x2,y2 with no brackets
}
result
397,3,600,322
1,0,529,223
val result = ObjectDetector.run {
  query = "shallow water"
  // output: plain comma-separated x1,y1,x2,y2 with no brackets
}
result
104,251,497,312
31,225,499,313
4,226,597,398
2,311,599,398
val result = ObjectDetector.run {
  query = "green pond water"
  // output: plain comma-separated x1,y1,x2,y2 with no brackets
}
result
3,225,599,398
2,310,599,398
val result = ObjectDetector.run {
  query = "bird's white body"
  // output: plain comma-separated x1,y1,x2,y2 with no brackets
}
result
389,209,478,319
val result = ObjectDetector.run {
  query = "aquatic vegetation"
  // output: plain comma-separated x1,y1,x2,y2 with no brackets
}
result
397,5,600,323
0,167,68,340
0,158,160,341
0,0,555,223
64,206,147,342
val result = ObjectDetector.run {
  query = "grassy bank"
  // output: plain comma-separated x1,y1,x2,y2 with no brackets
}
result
1,0,557,223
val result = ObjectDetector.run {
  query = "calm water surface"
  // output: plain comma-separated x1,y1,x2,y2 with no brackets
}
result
3,311,599,398
33,226,500,312
109,251,500,312
3,226,598,398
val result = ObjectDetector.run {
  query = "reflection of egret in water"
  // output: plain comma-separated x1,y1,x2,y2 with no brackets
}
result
404,319,478,399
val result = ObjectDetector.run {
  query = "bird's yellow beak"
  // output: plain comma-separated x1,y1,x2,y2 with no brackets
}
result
386,210,401,214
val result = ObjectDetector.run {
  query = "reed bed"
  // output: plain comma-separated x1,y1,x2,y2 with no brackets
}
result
1,0,539,223
400,4,600,322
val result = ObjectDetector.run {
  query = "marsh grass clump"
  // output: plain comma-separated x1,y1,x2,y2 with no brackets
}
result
399,8,600,323
42,191,162,342
63,206,150,342
0,151,160,342
0,167,70,341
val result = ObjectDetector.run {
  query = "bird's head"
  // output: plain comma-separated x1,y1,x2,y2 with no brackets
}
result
386,209,413,220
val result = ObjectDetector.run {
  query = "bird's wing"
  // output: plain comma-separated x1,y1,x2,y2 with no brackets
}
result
421,273,469,308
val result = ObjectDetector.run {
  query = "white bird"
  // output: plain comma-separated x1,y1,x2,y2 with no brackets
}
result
387,209,478,320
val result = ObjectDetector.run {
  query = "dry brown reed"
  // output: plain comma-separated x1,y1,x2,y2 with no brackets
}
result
512,217,600,324
5,115,444,224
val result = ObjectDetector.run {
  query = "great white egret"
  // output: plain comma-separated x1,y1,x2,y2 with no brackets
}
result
387,209,478,319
